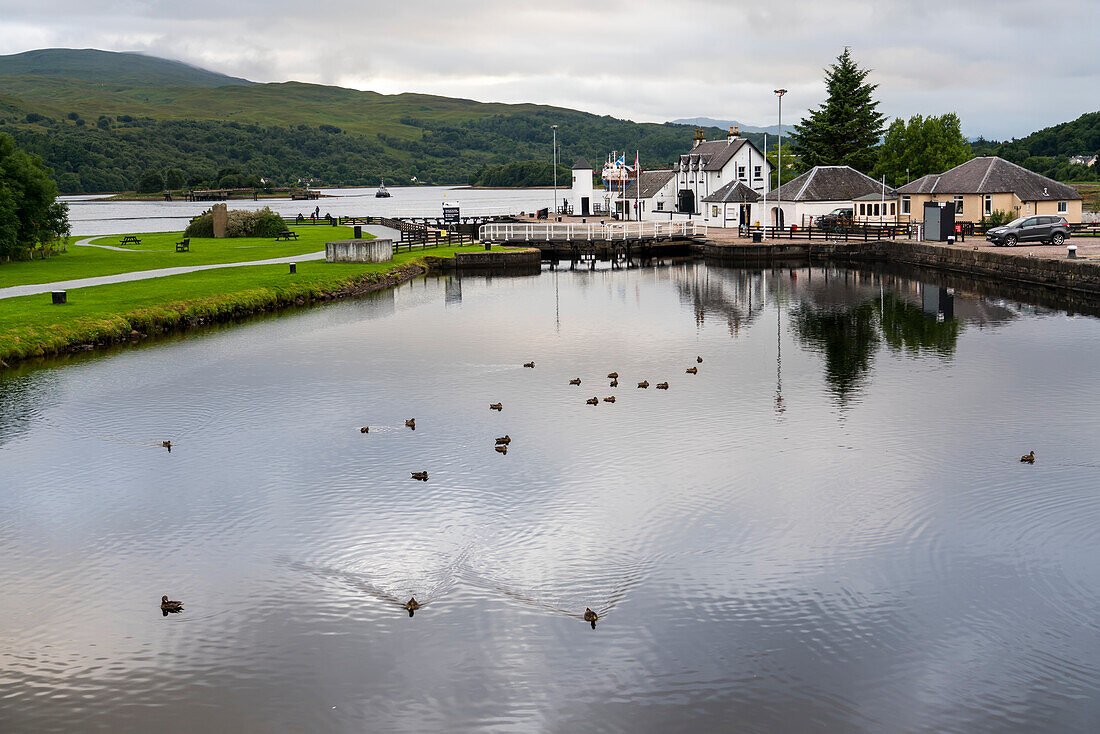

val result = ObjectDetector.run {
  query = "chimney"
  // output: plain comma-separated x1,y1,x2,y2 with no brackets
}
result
693,127,706,149
728,125,740,143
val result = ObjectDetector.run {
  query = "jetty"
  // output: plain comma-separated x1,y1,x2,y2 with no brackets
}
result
478,221,703,264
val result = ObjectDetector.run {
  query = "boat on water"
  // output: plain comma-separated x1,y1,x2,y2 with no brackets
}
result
375,178,391,198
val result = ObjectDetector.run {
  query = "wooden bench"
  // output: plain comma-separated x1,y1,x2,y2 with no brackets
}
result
119,235,141,246
175,238,190,252
275,231,300,241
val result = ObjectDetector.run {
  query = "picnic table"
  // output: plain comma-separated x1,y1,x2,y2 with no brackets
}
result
275,231,300,241
119,235,141,246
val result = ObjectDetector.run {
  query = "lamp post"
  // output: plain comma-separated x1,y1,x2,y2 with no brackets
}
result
551,125,558,220
774,89,787,231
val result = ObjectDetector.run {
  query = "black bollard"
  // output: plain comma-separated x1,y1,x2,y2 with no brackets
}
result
354,225,362,239
51,290,67,305
289,263,297,274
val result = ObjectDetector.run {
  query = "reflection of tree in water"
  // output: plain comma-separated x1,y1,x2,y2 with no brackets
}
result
792,301,880,403
878,294,960,357
673,264,765,337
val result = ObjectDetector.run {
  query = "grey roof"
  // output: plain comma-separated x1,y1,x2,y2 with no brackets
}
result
622,169,676,199
771,166,892,202
702,180,760,204
571,156,593,170
679,138,753,172
896,157,1082,200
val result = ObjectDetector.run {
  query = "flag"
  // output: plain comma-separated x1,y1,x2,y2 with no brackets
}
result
634,151,639,174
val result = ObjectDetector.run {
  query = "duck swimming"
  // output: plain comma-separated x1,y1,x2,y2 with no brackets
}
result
405,418,416,429
584,608,598,628
685,366,698,374
586,397,599,405
607,372,619,379
404,597,420,616
360,426,370,433
161,440,172,453
569,378,582,385
637,381,649,389
656,382,669,390
1020,450,1035,464
603,396,616,403
495,435,511,445
411,471,429,481
609,379,618,387
495,445,508,454
489,403,503,411
697,356,703,363
160,595,183,614
523,362,535,368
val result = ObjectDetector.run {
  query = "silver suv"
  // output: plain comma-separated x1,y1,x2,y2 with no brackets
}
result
987,215,1070,246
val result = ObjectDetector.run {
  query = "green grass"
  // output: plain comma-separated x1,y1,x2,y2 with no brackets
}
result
0,226,354,287
0,244,496,363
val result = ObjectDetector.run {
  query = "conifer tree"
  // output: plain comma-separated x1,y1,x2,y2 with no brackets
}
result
790,48,885,173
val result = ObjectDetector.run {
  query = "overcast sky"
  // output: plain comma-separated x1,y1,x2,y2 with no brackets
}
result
1,0,1096,140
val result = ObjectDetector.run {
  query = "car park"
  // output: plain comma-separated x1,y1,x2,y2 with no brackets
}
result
986,215,1070,246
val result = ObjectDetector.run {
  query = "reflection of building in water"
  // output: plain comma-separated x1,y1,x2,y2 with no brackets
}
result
444,275,462,307
921,284,954,321
672,263,766,337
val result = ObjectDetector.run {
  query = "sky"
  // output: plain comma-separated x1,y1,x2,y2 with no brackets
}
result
0,0,1097,140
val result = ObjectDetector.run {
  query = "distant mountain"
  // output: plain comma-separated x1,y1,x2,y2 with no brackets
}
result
0,48,255,88
670,116,784,137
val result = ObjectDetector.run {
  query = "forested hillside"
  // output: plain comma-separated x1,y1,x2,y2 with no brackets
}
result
0,49,762,193
971,112,1100,181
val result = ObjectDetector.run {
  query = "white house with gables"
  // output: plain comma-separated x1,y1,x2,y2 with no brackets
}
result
675,127,771,216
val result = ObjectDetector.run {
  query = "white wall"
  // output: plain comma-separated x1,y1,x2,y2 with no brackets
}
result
570,168,594,214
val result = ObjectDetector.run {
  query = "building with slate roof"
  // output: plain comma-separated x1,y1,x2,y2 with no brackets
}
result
766,165,895,227
896,156,1083,223
618,170,678,219
701,181,761,228
673,127,771,218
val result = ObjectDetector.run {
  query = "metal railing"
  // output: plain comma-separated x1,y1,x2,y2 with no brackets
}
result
479,220,706,243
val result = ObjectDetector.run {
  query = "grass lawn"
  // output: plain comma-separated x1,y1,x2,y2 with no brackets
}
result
0,244,496,363
0,225,355,288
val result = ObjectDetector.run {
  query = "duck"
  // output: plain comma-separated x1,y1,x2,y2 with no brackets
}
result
404,597,420,616
160,595,183,613
405,418,416,429
637,381,649,389
609,379,618,388
603,396,616,403
495,445,508,454
161,440,172,453
410,471,429,481
584,607,598,628
360,426,370,433
586,397,599,405
569,378,582,385
656,382,669,390
697,356,703,363
489,403,503,411
607,372,619,379
1020,450,1035,464
495,435,511,445
523,362,535,368
685,366,698,374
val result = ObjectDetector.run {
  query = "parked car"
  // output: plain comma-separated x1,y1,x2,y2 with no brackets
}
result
816,208,853,228
986,215,1070,246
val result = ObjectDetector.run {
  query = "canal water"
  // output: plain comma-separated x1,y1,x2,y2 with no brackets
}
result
1,262,1099,732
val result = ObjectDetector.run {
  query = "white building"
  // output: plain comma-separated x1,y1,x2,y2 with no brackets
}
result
702,181,762,229
674,127,771,216
767,165,894,227
619,170,678,220
568,157,595,216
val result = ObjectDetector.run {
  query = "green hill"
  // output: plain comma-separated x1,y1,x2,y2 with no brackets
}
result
971,111,1100,182
0,48,254,88
0,49,763,193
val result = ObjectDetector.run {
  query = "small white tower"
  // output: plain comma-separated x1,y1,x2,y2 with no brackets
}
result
570,157,594,217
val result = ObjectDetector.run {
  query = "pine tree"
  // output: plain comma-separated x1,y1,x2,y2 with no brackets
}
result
790,48,885,173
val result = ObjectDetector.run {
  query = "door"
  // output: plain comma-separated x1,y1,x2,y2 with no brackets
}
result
740,204,752,227
581,197,590,216
1020,217,1044,241
677,189,695,214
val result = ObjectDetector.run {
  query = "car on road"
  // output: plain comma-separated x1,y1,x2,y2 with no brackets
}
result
986,215,1071,246
816,208,853,228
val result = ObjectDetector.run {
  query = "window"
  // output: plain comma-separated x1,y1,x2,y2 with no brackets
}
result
890,202,896,215
738,166,746,179
953,195,963,214
1058,201,1068,213
873,203,880,216
754,165,762,179
712,205,719,217
859,203,865,216
656,201,664,211
901,195,910,215
984,195,992,215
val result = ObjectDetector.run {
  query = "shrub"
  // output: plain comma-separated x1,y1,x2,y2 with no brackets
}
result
184,211,214,238
251,207,287,237
224,208,253,237
184,206,286,238
983,209,1014,226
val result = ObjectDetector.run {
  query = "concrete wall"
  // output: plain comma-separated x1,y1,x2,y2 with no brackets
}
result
325,239,393,263
453,248,541,269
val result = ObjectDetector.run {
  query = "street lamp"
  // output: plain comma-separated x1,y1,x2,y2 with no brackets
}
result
551,125,558,220
774,89,787,231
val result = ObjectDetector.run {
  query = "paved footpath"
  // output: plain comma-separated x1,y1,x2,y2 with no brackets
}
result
0,225,402,301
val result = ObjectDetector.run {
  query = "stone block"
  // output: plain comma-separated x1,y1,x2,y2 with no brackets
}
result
325,239,393,263
212,203,228,239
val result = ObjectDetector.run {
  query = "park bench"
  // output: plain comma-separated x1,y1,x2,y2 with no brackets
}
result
275,231,300,241
175,238,190,252
119,235,141,246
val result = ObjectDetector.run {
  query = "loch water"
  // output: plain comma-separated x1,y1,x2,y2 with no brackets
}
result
2,262,1099,733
